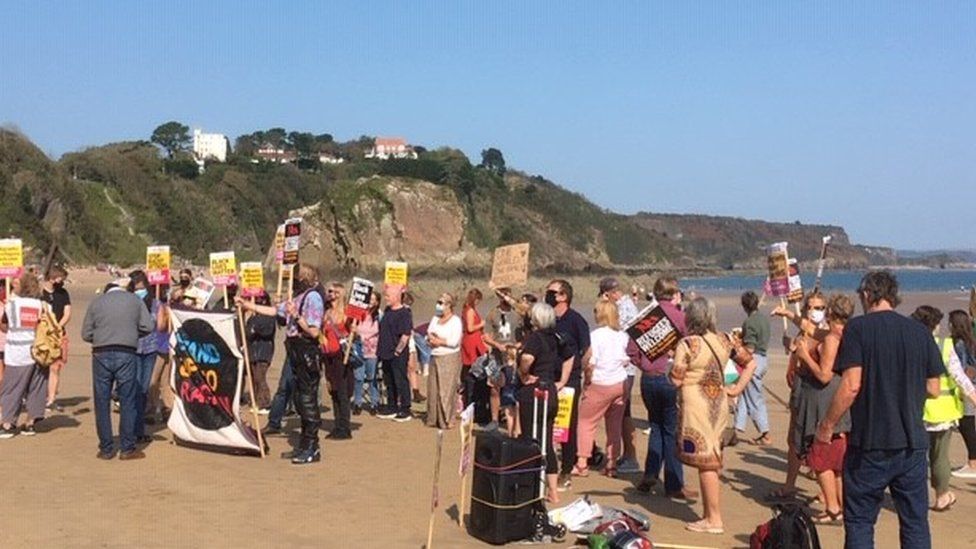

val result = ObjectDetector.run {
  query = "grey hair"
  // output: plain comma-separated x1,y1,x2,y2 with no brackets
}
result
684,297,717,336
530,303,557,331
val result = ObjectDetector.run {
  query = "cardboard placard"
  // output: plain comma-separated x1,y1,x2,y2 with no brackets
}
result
384,261,408,286
552,387,576,444
183,278,215,309
0,238,24,278
625,304,681,364
766,242,790,297
273,224,285,263
282,218,302,265
458,404,475,476
490,243,530,288
209,251,238,286
345,277,374,322
146,245,171,286
239,262,265,298
787,258,803,303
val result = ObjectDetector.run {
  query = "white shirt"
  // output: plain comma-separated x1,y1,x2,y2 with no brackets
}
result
4,297,44,367
588,326,630,385
428,314,463,356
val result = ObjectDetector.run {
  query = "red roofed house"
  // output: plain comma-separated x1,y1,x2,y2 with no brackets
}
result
365,137,418,160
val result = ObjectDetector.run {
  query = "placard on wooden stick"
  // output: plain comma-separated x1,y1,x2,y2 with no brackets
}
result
490,243,530,288
240,262,265,298
384,261,408,286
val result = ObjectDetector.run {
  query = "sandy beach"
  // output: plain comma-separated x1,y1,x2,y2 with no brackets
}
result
2,269,975,548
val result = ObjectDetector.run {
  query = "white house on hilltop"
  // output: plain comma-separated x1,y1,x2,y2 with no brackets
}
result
192,129,228,162
365,137,418,160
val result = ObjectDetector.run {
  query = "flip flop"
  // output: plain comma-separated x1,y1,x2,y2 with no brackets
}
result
932,493,957,512
811,510,844,525
752,434,773,446
571,465,590,478
685,520,724,535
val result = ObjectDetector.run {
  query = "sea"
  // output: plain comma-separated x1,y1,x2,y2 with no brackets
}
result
682,269,976,294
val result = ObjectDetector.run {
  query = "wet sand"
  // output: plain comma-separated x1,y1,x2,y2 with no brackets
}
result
2,270,975,548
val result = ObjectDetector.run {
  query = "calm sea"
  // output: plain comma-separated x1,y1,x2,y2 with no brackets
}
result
682,269,976,294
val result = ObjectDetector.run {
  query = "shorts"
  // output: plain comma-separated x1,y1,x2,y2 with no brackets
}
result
807,434,847,474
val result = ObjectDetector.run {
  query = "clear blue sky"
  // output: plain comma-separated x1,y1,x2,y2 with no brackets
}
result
2,1,974,250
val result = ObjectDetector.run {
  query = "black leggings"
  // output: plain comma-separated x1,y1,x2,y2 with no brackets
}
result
518,384,558,474
960,415,976,460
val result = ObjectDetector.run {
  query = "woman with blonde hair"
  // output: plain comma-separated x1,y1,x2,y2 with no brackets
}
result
323,282,354,440
572,298,630,477
0,273,49,438
671,297,757,534
425,293,463,428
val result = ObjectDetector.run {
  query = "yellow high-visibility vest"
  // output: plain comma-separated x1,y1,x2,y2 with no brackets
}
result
923,338,964,424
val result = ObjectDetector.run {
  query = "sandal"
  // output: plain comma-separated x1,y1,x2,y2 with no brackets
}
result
685,519,724,535
811,510,844,524
571,465,590,477
752,433,773,446
932,492,957,512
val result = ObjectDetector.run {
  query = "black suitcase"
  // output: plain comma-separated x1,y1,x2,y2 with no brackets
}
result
468,431,542,544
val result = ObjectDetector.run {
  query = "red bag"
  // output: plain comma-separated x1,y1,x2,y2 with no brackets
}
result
318,319,342,357
807,434,847,474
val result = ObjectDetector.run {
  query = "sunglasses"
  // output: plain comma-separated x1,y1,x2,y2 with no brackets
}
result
436,300,445,305
811,306,827,311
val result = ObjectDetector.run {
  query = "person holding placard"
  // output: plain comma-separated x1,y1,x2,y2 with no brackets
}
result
41,266,71,412
425,293,463,429
127,270,169,444
323,282,353,440
245,291,277,412
353,291,381,415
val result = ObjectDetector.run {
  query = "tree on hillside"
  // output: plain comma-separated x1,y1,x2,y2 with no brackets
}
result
151,121,190,158
480,147,506,174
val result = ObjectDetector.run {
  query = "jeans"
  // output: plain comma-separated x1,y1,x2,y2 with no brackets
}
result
844,447,930,549
354,357,380,407
414,333,432,368
735,353,770,434
640,374,684,493
267,356,294,429
323,354,351,435
286,339,322,450
92,351,138,454
134,353,156,438
381,353,411,414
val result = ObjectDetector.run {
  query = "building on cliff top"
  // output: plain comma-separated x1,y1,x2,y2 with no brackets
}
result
365,137,417,160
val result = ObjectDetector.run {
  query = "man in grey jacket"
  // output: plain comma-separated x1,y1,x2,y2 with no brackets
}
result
82,281,155,460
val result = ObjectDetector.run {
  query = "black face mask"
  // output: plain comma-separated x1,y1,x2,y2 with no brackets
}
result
53,282,64,290
544,290,558,307
292,278,309,295
179,279,191,288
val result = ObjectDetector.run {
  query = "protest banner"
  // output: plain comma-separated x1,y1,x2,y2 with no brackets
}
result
168,308,262,455
239,262,265,299
766,242,790,297
282,218,302,266
0,239,24,287
146,245,170,286
345,277,374,322
489,242,530,288
787,258,803,304
384,261,408,286
625,304,681,364
457,403,475,527
552,386,576,444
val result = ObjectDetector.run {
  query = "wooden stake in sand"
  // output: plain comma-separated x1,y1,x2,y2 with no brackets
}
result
426,429,445,549
237,307,266,458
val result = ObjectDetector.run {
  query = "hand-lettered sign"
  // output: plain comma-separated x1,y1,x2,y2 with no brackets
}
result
490,243,530,288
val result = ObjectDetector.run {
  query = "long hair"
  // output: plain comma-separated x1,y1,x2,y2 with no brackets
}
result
464,288,483,310
948,310,976,357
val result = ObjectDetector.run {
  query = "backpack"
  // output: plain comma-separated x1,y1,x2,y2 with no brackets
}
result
32,303,64,368
750,504,822,549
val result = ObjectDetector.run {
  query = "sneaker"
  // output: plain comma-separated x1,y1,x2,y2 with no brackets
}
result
616,457,642,474
291,447,321,465
119,450,146,461
951,465,976,479
376,407,398,420
263,425,283,436
21,424,36,436
45,401,64,413
557,474,572,492
393,412,413,423
326,431,352,440
96,450,116,460
0,425,17,439
257,408,270,416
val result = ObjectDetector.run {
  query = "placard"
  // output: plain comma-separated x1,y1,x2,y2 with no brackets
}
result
209,251,237,286
345,277,374,322
552,387,576,444
787,258,803,303
282,218,302,265
384,261,408,286
625,304,681,364
766,242,790,297
489,242,530,288
183,278,216,310
274,224,285,263
146,245,171,285
239,262,264,298
0,238,24,278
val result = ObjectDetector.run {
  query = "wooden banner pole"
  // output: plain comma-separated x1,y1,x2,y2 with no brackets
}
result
426,429,445,549
223,286,229,309
287,264,295,302
276,261,284,302
343,319,359,365
780,297,789,332
237,308,266,458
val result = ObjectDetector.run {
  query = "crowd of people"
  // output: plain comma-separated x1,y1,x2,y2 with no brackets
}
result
1,265,974,547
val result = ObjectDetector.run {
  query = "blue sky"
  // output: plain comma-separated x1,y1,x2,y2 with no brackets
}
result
2,1,974,250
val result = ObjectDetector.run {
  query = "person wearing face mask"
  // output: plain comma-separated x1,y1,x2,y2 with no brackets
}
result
128,270,168,445
425,293,463,428
238,264,326,464
41,266,72,412
545,279,591,492
170,269,195,307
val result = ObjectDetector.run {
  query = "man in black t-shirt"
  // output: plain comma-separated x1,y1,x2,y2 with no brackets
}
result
376,284,414,422
42,266,72,411
817,271,943,549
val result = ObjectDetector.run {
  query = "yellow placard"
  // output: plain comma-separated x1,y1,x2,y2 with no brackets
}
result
490,243,530,288
552,387,576,443
146,245,171,285
209,251,238,286
384,261,408,286
239,262,264,298
0,238,24,278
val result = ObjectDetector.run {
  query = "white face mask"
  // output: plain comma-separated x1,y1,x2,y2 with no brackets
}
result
810,310,826,325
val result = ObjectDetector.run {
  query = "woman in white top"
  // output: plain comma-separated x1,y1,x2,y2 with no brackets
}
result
425,293,463,429
573,298,630,477
0,273,49,438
